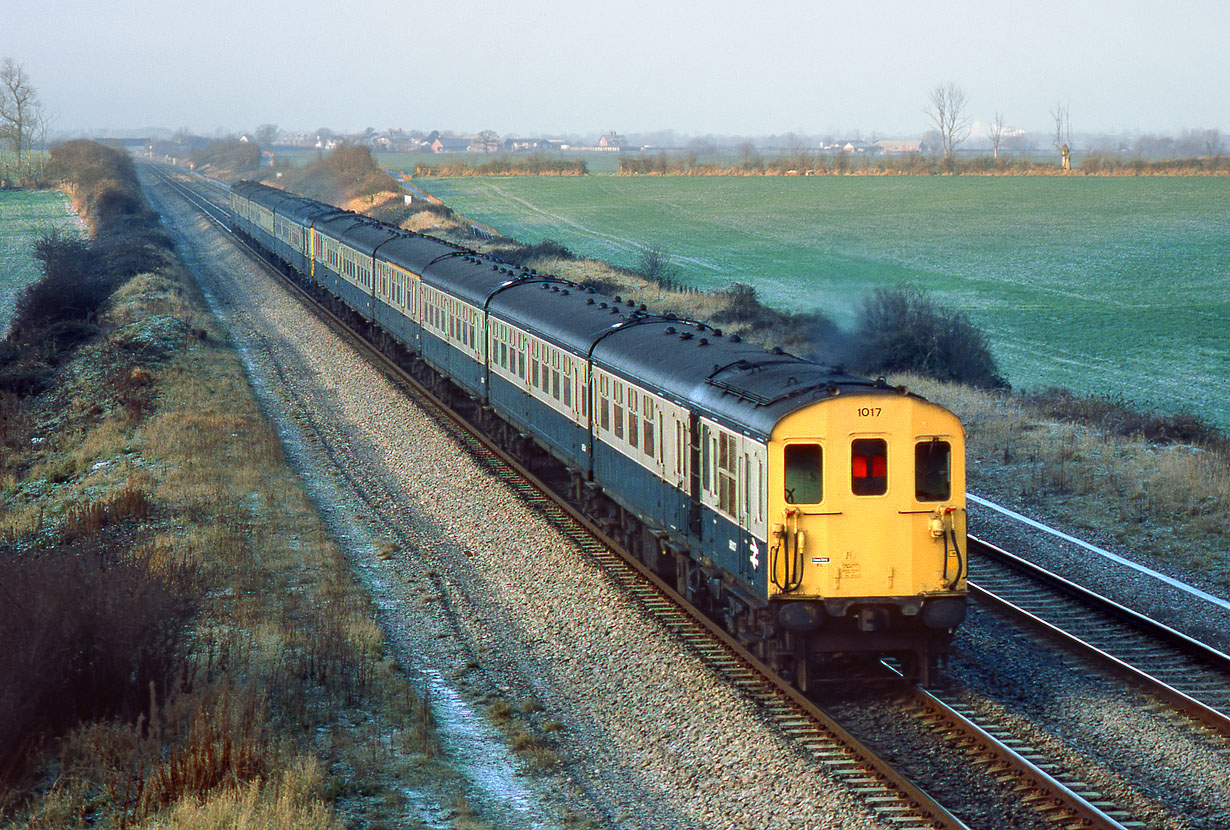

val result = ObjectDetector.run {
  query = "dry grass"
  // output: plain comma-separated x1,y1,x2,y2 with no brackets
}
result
2,259,441,827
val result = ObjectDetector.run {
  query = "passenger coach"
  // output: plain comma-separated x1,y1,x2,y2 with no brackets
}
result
228,179,967,686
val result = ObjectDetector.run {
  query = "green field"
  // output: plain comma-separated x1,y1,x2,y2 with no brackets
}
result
0,190,82,334
415,175,1230,428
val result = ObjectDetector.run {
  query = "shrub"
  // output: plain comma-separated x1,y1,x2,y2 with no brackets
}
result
635,244,678,284
191,138,261,175
853,283,1008,389
714,282,761,324
0,537,200,785
497,239,576,267
10,231,115,333
1020,387,1228,451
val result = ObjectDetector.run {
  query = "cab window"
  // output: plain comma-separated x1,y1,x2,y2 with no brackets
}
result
851,439,887,496
915,440,951,501
784,444,822,504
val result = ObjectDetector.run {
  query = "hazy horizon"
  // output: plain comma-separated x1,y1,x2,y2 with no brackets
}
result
4,1,1227,140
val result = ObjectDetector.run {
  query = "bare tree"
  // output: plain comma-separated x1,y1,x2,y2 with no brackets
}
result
254,123,279,147
987,111,1006,160
1201,128,1223,158
1050,101,1072,171
0,58,43,170
925,82,971,165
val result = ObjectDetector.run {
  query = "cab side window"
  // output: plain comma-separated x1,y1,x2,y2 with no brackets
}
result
915,440,951,501
851,439,887,496
784,444,822,504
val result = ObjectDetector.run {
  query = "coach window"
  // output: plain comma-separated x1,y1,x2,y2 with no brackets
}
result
915,440,951,501
613,383,625,440
851,438,888,496
700,425,712,492
717,432,738,516
599,375,610,431
784,444,823,504
627,393,639,449
642,396,655,457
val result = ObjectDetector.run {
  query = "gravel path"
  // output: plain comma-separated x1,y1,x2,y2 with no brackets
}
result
143,171,885,830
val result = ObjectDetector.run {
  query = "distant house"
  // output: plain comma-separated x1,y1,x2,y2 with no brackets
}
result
504,138,563,152
468,135,502,153
837,140,872,153
562,132,627,153
873,139,923,154
431,137,472,153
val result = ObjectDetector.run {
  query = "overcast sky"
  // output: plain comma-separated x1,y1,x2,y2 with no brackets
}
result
4,0,1226,140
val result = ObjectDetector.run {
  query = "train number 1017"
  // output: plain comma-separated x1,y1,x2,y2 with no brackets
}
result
857,407,882,417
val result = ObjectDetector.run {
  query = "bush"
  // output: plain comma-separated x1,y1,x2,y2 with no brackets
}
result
635,244,678,285
714,282,761,323
497,239,576,267
0,536,200,785
1020,387,1228,450
853,283,1008,389
6,142,176,352
10,231,116,333
191,138,261,175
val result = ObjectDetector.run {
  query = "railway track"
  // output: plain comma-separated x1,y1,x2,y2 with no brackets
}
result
149,165,1153,830
968,536,1230,737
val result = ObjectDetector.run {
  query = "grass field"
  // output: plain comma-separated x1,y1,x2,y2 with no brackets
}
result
412,175,1230,428
0,190,83,334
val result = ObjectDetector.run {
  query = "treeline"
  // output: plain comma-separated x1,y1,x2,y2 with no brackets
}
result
188,136,262,176
3,141,174,390
414,154,588,177
619,152,1230,176
1,141,198,790
273,143,402,205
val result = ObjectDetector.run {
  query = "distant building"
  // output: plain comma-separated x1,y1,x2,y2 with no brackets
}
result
873,139,922,154
468,135,503,153
562,131,626,152
504,138,564,152
431,137,472,153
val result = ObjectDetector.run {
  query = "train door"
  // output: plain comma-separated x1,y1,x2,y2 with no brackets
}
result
687,411,701,538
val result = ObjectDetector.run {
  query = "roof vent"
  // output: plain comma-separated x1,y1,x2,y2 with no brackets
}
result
561,289,570,296
730,334,742,343
698,338,709,346
680,332,694,340
626,299,635,307
772,346,784,355
614,295,622,303
712,328,722,337
599,302,608,309
586,298,595,305
664,326,676,334
696,322,707,331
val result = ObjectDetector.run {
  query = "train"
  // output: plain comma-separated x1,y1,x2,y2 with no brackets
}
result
228,178,968,687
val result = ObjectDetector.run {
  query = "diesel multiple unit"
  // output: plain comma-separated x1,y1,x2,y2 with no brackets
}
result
229,179,968,686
